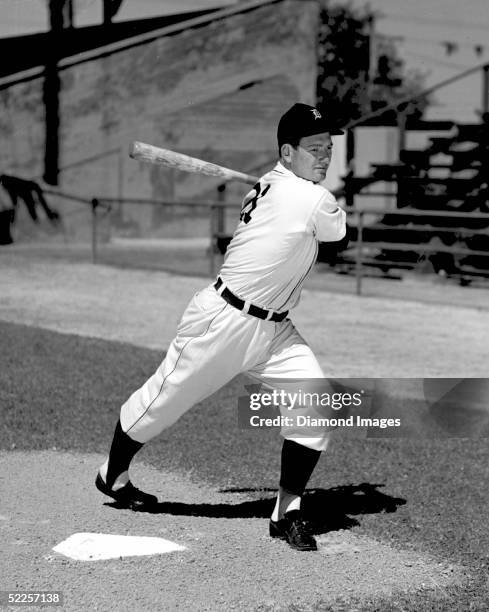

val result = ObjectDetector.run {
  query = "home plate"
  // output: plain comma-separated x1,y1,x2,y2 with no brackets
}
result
52,533,186,561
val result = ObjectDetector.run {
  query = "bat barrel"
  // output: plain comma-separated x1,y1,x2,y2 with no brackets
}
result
129,141,258,185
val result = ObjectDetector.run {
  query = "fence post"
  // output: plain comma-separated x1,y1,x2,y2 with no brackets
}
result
217,183,226,234
209,204,216,277
117,147,124,217
355,210,364,296
482,64,489,115
91,198,99,264
345,129,355,208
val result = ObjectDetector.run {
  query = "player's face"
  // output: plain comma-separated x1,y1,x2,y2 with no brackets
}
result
288,133,333,183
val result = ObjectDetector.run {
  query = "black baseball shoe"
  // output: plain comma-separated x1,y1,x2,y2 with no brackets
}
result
269,510,318,551
95,472,158,510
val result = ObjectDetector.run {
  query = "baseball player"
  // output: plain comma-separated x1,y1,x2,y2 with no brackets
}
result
96,103,346,551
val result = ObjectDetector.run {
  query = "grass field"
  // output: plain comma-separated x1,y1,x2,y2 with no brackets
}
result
1,246,488,610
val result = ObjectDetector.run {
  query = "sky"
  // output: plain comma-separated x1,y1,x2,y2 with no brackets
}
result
1,0,488,121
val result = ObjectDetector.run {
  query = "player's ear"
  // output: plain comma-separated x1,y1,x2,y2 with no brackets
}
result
281,143,292,162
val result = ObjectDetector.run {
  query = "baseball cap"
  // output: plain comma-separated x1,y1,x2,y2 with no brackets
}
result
277,103,344,147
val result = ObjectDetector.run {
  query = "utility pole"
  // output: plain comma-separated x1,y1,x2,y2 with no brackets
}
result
43,1,123,184
43,0,65,185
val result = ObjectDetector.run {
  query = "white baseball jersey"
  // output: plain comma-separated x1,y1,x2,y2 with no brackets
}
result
220,162,346,311
120,161,346,452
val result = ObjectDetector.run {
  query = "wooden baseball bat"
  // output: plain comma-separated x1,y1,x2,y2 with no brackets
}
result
129,141,258,185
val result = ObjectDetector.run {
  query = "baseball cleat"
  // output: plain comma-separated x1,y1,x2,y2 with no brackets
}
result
95,472,158,510
269,510,318,551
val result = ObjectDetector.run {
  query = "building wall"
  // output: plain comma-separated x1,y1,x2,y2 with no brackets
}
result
0,0,319,239
0,78,45,178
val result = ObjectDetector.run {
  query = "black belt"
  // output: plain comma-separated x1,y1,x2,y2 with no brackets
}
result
214,278,288,322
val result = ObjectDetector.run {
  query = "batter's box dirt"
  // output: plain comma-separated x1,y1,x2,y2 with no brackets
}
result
0,450,467,612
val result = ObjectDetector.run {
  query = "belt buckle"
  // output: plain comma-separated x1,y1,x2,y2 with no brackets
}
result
265,309,274,321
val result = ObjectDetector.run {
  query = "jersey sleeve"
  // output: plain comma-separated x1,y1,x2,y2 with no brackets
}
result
310,190,347,242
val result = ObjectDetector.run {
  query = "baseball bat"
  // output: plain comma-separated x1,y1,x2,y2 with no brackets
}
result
129,141,258,185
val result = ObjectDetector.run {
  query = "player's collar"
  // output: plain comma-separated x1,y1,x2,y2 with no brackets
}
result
274,161,328,188
275,161,319,183
274,161,295,177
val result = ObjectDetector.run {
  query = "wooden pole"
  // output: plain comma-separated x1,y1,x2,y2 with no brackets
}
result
43,0,63,185
91,198,99,264
355,211,364,296
482,64,489,115
209,205,217,277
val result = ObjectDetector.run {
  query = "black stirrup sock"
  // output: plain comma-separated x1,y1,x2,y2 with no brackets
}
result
279,439,321,497
105,420,144,489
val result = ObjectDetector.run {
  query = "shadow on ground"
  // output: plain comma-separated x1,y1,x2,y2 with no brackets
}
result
103,482,406,535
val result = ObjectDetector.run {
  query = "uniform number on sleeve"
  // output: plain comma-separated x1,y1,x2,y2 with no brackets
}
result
240,182,270,224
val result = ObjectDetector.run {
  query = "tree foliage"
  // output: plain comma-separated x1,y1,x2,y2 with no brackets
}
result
316,1,430,127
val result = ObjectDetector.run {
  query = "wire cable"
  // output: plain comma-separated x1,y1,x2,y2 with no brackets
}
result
403,51,474,71
380,12,489,31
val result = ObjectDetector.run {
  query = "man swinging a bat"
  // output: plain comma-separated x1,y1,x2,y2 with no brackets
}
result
96,103,346,551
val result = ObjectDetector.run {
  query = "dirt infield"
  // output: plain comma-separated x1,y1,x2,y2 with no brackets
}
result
0,451,466,612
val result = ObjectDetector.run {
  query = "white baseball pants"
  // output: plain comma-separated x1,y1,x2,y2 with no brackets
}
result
120,284,331,451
